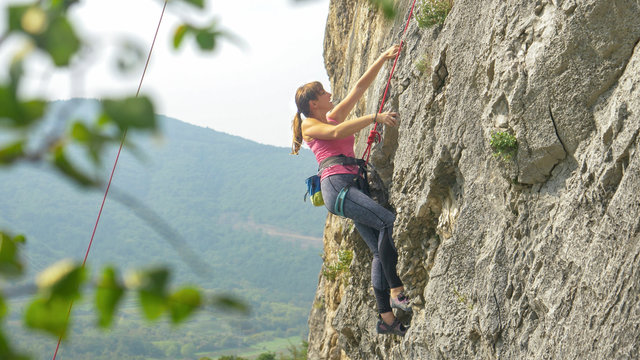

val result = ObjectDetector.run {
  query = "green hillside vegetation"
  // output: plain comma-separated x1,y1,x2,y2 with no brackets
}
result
0,99,326,359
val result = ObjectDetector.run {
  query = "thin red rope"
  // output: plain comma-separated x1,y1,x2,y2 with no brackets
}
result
362,0,419,164
52,1,168,358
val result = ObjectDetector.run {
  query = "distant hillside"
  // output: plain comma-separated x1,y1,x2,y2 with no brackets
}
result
0,99,328,359
0,98,326,273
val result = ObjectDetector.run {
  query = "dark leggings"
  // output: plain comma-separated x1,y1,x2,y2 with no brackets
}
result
321,174,403,314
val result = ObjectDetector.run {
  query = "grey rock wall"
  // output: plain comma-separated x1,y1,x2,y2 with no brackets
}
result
308,0,640,359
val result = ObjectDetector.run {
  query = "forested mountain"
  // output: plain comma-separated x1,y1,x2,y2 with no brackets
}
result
0,99,326,359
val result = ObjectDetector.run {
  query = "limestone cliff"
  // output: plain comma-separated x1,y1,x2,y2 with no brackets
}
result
307,0,640,359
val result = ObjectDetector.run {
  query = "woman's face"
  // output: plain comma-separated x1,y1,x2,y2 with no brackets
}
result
316,88,334,112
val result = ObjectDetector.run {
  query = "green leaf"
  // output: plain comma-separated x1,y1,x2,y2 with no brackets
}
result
70,122,91,142
132,268,169,320
95,267,125,328
174,20,236,52
0,327,29,360
95,113,110,129
0,141,25,166
1,71,45,127
0,330,11,358
36,260,86,301
212,294,250,314
70,121,111,164
8,5,30,33
50,0,81,11
139,292,165,320
37,15,81,66
24,297,72,339
195,29,216,51
9,61,23,90
0,232,24,276
52,147,96,187
115,41,145,73
20,99,47,125
102,96,156,130
0,293,7,319
0,85,20,126
168,287,201,323
173,25,189,49
180,0,205,9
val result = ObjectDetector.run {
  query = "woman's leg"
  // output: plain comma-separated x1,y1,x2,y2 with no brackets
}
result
322,174,402,288
322,175,408,316
340,186,402,289
352,223,388,290
345,191,410,312
354,222,397,323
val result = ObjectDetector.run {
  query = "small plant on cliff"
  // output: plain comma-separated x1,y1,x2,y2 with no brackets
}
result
490,131,518,161
453,287,473,310
415,54,431,75
322,249,353,283
416,0,453,28
313,298,325,310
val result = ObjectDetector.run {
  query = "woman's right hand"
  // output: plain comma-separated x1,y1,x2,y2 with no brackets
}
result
381,45,400,61
375,112,399,127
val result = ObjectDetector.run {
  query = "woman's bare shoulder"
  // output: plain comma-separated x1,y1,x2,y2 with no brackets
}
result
302,117,333,142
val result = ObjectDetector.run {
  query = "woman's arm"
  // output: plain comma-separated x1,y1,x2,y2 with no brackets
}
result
303,112,399,141
328,45,400,123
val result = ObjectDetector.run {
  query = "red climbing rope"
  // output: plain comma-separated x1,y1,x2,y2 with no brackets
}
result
362,0,419,164
51,1,168,358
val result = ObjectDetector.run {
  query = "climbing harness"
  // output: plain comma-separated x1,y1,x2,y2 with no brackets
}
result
334,186,349,217
325,158,389,217
303,155,369,216
362,0,419,164
320,155,369,216
51,1,169,358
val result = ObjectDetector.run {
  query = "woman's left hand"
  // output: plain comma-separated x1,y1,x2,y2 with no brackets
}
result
375,111,399,127
381,45,400,60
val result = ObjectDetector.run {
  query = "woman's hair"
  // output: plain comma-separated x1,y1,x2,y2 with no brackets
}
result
291,81,324,155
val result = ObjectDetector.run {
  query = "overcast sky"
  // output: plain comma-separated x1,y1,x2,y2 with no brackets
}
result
1,0,330,147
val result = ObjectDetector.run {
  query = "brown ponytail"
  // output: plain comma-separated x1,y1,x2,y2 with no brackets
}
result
291,81,324,155
291,110,303,155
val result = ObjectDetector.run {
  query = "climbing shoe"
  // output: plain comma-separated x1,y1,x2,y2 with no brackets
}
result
390,292,412,312
376,317,407,336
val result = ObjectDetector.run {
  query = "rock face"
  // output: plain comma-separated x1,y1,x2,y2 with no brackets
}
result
308,0,640,359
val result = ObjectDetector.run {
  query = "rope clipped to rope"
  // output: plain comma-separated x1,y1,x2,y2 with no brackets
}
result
362,0,419,164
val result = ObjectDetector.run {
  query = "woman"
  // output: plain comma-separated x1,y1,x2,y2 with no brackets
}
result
291,45,410,336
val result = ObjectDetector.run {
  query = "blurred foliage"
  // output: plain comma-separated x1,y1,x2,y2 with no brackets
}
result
172,20,235,51
0,0,231,186
0,0,239,358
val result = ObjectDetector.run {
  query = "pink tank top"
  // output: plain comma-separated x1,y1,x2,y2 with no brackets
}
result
305,118,360,180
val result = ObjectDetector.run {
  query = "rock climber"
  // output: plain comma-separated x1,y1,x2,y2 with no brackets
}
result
291,44,410,336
